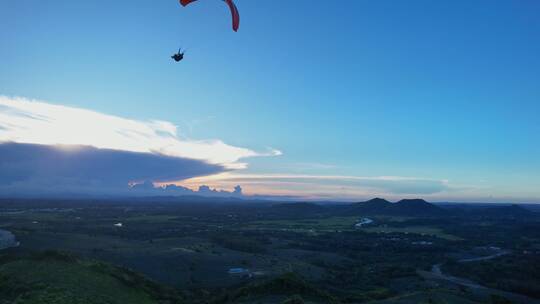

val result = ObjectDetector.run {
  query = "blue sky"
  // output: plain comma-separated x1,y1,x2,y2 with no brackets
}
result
1,0,539,202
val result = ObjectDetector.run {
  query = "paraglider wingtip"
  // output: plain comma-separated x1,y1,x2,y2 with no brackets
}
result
180,0,240,32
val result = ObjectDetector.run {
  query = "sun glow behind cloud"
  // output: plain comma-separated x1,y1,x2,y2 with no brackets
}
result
0,96,280,169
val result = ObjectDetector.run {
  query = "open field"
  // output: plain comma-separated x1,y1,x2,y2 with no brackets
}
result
246,216,360,233
246,216,462,241
362,226,463,241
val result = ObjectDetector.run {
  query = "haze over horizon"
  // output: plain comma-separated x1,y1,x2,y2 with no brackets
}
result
1,1,539,203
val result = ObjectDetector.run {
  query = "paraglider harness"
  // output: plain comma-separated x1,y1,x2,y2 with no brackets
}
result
172,48,184,62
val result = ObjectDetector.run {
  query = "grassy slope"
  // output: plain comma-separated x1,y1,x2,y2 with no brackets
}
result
368,290,481,304
0,251,183,304
209,272,338,304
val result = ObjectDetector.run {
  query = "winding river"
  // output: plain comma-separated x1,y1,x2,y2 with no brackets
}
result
418,251,540,304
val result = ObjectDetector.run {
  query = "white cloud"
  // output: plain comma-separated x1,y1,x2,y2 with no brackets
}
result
0,96,276,168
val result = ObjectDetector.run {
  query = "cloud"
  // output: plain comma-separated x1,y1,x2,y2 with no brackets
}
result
0,96,281,196
130,181,243,198
0,142,223,195
176,173,452,200
0,96,276,169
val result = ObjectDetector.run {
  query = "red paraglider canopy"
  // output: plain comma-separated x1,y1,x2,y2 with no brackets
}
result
179,0,240,32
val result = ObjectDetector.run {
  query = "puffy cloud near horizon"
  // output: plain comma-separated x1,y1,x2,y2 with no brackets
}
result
0,96,281,169
178,173,454,200
0,96,280,195
131,181,244,198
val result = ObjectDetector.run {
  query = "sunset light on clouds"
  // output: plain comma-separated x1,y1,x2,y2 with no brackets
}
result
0,96,278,169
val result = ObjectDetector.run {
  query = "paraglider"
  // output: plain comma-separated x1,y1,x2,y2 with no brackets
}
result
179,0,240,32
172,1,239,62
171,48,185,62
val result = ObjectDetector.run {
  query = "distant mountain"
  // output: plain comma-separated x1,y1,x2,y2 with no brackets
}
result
438,203,538,218
344,198,445,217
521,204,540,213
363,197,393,207
346,198,392,214
391,199,446,216
475,204,535,218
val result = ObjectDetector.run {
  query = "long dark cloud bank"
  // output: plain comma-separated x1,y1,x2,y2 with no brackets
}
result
0,142,224,196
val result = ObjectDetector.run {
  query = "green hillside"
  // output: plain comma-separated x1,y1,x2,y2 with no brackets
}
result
0,250,183,304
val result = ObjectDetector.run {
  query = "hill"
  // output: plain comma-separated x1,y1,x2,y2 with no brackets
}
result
390,199,446,216
0,250,183,304
210,272,338,304
473,204,536,218
345,198,445,217
440,203,537,218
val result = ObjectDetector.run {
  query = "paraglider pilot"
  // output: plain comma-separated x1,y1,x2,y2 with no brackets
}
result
172,48,184,62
